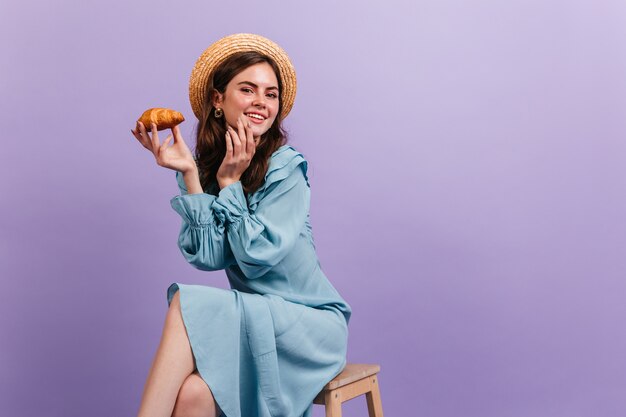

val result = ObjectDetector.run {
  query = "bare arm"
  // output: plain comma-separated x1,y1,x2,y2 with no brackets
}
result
182,168,204,195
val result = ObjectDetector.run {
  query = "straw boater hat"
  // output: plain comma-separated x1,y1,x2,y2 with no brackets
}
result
188,33,297,122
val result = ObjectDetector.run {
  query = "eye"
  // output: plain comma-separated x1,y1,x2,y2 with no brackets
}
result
241,88,253,93
267,93,278,99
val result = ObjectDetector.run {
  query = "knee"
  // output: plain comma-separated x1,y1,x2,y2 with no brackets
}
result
172,373,216,417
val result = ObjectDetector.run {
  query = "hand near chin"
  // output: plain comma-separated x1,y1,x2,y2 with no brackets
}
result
217,115,257,189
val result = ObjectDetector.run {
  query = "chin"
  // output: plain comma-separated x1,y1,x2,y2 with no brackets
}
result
253,125,270,136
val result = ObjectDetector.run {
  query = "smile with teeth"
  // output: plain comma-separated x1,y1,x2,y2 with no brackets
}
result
245,113,266,123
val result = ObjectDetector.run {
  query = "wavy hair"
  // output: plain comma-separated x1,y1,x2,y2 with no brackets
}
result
193,51,289,196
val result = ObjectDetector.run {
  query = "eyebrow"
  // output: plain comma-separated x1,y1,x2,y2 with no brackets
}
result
237,81,279,91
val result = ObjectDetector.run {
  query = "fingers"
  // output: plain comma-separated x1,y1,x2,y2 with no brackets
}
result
134,121,166,161
131,126,145,147
138,120,147,137
236,116,246,152
132,121,151,150
172,125,181,143
162,134,173,148
227,123,242,156
225,130,233,158
170,125,192,153
138,121,153,151
235,115,255,157
244,118,255,155
149,123,160,155
218,116,257,184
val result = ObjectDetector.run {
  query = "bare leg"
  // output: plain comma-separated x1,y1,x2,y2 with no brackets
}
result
172,370,222,417
137,291,195,417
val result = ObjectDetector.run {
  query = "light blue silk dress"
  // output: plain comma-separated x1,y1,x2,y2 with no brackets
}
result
166,144,352,417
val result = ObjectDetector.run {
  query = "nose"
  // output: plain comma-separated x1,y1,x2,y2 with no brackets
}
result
252,93,266,108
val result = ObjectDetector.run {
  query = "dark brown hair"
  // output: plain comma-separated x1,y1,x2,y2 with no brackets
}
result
193,51,289,196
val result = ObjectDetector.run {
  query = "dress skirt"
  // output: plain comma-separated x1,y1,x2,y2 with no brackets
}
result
166,282,348,417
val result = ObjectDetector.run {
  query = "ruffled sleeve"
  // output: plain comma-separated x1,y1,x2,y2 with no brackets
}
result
212,145,310,279
169,170,235,271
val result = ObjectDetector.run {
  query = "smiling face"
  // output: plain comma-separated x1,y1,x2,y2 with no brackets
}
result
212,62,280,142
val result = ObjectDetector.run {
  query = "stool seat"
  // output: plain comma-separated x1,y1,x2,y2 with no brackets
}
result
314,363,384,417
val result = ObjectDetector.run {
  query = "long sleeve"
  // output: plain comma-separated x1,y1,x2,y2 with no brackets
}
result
212,159,310,279
170,170,235,271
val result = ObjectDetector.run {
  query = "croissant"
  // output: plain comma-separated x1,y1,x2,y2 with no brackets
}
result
137,108,185,131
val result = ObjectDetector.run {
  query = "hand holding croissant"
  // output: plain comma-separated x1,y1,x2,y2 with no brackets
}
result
131,108,196,175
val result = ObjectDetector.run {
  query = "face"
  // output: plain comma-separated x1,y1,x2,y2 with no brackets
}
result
213,62,280,142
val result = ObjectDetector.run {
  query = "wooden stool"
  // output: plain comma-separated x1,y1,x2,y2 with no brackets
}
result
313,363,384,417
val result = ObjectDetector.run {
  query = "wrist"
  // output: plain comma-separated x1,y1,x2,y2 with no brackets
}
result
182,167,199,178
181,169,203,195
217,178,239,190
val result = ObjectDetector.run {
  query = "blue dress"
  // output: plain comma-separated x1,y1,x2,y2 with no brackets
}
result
166,144,352,417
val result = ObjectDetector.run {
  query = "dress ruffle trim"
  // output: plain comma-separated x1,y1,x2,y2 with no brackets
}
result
248,145,309,212
173,145,309,221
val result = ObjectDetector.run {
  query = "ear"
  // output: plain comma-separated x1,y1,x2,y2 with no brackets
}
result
212,90,224,108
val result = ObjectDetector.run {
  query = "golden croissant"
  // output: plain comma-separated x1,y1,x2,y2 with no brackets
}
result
137,108,185,131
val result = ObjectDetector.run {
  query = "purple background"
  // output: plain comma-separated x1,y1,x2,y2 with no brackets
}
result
1,1,625,416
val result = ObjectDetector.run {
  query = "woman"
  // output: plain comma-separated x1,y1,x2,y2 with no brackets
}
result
131,33,351,417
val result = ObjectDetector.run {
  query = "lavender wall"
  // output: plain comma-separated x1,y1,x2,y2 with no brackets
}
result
1,1,625,416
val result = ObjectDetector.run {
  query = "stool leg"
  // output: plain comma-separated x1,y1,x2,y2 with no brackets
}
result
324,390,343,417
365,375,384,417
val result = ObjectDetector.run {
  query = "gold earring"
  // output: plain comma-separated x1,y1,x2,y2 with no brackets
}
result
214,108,223,118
